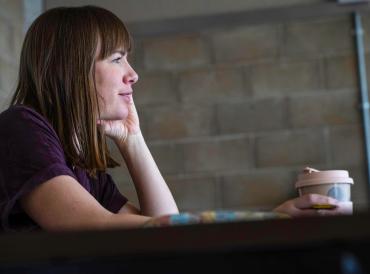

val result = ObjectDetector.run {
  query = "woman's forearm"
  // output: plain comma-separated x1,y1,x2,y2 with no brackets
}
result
116,133,179,217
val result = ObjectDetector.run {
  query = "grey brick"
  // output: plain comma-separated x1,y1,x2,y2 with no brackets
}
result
142,104,216,140
325,55,357,90
217,98,287,134
12,27,23,66
0,58,18,95
107,160,138,206
166,177,218,212
128,39,143,70
289,91,360,128
0,88,12,112
107,164,131,185
252,61,321,96
134,72,177,106
256,130,326,167
107,139,125,165
183,137,252,173
142,34,210,71
221,170,296,210
211,24,280,64
178,67,246,104
148,142,184,175
283,17,353,59
329,126,365,166
0,0,23,22
0,19,14,64
120,185,139,208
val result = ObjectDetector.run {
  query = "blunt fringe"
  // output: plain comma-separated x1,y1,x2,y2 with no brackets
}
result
10,5,132,177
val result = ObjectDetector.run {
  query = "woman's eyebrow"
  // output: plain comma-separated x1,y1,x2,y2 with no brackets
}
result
112,50,126,55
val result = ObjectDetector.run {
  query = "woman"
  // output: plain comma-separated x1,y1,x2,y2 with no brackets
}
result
0,6,351,232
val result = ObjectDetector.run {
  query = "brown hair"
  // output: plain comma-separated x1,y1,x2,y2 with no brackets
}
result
10,6,132,177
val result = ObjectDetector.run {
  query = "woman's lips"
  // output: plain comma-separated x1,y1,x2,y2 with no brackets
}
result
119,93,133,103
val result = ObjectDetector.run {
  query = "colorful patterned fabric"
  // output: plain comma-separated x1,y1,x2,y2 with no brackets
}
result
144,210,289,227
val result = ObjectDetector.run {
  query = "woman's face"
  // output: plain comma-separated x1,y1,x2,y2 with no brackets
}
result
95,49,138,120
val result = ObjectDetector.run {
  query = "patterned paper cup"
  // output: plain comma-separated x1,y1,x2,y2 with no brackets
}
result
295,167,354,202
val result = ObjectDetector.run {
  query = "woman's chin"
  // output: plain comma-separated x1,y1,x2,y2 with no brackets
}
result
113,113,128,121
100,111,128,121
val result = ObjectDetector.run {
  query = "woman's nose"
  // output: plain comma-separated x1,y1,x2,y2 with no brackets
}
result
123,66,139,85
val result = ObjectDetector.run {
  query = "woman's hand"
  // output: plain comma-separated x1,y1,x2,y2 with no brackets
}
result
273,194,353,217
97,101,141,144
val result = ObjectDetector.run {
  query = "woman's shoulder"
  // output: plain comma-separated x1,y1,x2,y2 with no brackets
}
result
0,104,46,123
0,104,67,167
0,105,63,155
0,105,55,134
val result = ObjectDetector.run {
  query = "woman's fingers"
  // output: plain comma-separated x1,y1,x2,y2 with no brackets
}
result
293,194,339,210
274,194,353,218
96,119,127,142
274,195,353,218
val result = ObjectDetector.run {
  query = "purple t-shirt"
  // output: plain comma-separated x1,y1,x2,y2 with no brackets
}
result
0,105,128,232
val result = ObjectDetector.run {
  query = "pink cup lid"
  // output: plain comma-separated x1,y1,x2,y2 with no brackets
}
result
295,167,354,189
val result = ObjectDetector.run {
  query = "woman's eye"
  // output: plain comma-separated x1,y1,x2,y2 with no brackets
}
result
112,56,122,63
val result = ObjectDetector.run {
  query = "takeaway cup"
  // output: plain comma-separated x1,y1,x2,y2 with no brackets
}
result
295,167,354,203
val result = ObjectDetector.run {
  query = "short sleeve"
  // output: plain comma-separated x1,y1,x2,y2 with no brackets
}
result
90,172,128,213
0,105,76,231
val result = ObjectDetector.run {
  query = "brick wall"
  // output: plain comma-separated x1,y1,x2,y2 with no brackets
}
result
109,14,370,213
